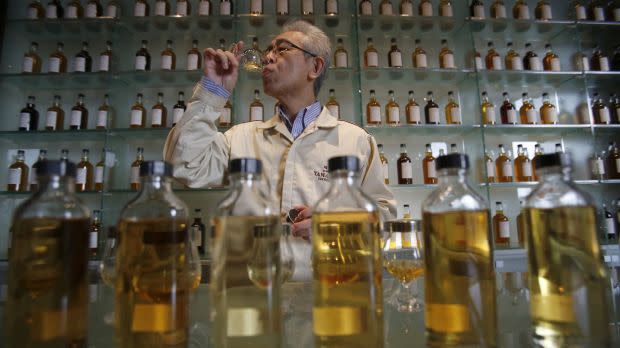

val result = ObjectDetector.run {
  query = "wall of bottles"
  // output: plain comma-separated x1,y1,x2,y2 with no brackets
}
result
1,0,620,261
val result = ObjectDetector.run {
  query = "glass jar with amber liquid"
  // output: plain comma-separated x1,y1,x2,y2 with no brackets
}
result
130,93,146,128
525,152,611,347
326,89,340,119
22,42,41,73
540,92,558,124
438,39,455,69
514,144,533,182
397,143,413,184
412,39,428,68
30,149,47,191
505,42,523,70
485,41,502,70
422,153,497,347
76,148,94,192
312,156,384,348
44,95,64,131
481,91,496,125
151,92,167,128
425,91,440,124
500,92,518,124
388,38,403,68
406,90,421,124
6,160,91,348
160,39,176,71
520,92,538,124
445,91,462,124
49,42,67,73
543,43,561,71
496,144,513,182
130,147,144,190
70,93,88,130
422,143,437,184
493,201,510,248
386,90,400,126
364,38,379,68
366,89,381,126
7,150,29,192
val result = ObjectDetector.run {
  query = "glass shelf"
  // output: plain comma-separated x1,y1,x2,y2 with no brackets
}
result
365,124,481,136
584,71,620,88
0,129,107,143
361,67,474,82
476,69,582,87
102,187,229,195
388,183,437,189
481,180,602,188
576,20,620,28
358,14,464,33
0,71,121,90
481,124,591,136
237,14,353,28
467,17,574,37
0,190,101,197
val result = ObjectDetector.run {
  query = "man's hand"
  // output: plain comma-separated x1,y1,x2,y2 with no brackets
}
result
203,41,243,92
291,205,313,242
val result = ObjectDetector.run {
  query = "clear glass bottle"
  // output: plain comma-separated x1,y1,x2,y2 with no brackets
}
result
505,41,523,70
485,41,502,70
211,158,282,347
445,90,462,124
6,160,91,347
191,208,206,256
94,148,106,191
481,91,496,125
249,89,264,122
76,148,94,192
520,92,538,124
46,0,64,18
535,0,552,20
49,42,67,73
419,0,433,16
30,149,47,191
386,90,400,126
86,0,103,17
364,38,379,68
172,91,187,126
74,41,92,73
70,93,88,130
540,92,558,124
439,39,455,69
66,0,83,18
378,143,389,184
490,0,507,18
513,0,530,19
312,155,383,347
496,144,513,182
27,0,45,19
439,0,454,17
130,147,144,190
326,89,340,119
116,160,201,348
89,209,102,257
470,0,485,19
151,92,167,128
500,92,518,124
333,38,348,68
130,93,146,128
366,89,381,126
592,92,611,124
99,40,113,72
19,95,39,131
7,150,30,192
524,152,610,347
405,90,421,124
397,143,413,184
176,0,191,15
135,40,151,71
543,43,561,71
425,91,440,124
493,201,510,248
161,39,176,71
422,143,437,184
422,153,497,347
380,0,394,15
412,39,428,68
22,42,41,73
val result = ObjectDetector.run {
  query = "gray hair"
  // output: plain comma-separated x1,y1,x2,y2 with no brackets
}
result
282,20,331,97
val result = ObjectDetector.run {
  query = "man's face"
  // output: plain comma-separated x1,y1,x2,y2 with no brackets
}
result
261,31,316,99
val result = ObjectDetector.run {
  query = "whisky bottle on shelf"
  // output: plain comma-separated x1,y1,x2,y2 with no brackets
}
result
74,41,92,73
481,91,496,125
218,99,232,128
172,91,187,126
66,0,84,18
30,149,47,192
76,149,94,192
135,40,151,71
422,144,437,184
470,0,485,19
61,148,69,162
151,92,167,128
380,0,394,15
134,0,149,16
400,0,414,16
334,38,348,68
485,150,496,182
326,89,340,119
85,0,103,18
606,142,620,179
364,38,379,68
198,0,212,15
519,92,538,124
89,210,101,257
439,39,456,69
301,0,314,15
250,89,264,122
130,93,147,128
96,94,111,130
45,0,64,18
535,0,552,20
397,144,413,184
603,204,617,241
94,149,106,191
176,0,191,16
542,43,561,71
588,0,606,21
403,203,412,219
473,50,483,70
19,96,39,132
555,143,564,153
130,147,144,190
276,0,288,15
366,89,382,126
325,0,338,15
513,0,530,19
106,0,120,17
524,43,542,70
496,144,513,182
45,95,64,131
613,46,620,71
505,42,523,70
360,0,373,15
412,39,428,68
540,92,558,124
485,41,502,70
445,91,462,124
154,0,170,16
49,42,67,73
419,0,433,16
425,91,440,124
490,0,507,18
532,143,544,180
406,90,421,124
388,38,403,68
27,0,45,19
161,39,176,71
592,92,611,124
516,144,533,182
7,150,29,192
611,94,620,123
609,1,620,21
191,208,206,256
493,202,510,248
186,39,202,71
22,42,41,73
378,144,389,184
386,90,400,126
219,0,232,15
99,41,112,72
439,0,454,17
591,45,610,71
500,92,518,124
590,151,606,180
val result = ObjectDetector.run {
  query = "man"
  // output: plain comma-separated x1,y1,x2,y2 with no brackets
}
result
163,20,396,280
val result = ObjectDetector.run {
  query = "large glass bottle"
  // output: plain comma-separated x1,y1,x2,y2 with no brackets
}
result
116,160,201,348
6,160,90,347
312,155,383,348
422,153,497,347
211,158,282,347
524,152,611,347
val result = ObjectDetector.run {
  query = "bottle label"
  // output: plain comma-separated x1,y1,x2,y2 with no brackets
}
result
492,56,502,70
20,112,31,129
486,161,495,178
550,57,561,71
517,5,529,19
74,57,86,72
187,53,199,70
581,56,590,71
597,159,606,175
388,106,399,123
95,166,104,184
30,169,38,186
151,109,163,126
327,105,339,118
594,7,605,21
575,6,586,20
443,54,455,69
599,57,610,71
407,105,421,123
507,109,518,123
499,221,510,238
540,5,552,20
511,56,523,70
380,3,392,15
86,4,98,18
522,162,532,177
526,109,538,123
88,231,98,252
614,8,620,21
382,163,389,181
302,0,313,14
134,3,146,16
599,108,610,123
77,167,87,185
66,6,78,18
219,107,231,124
401,3,413,16
99,55,110,72
22,57,34,73
220,1,231,15
429,107,439,123
46,111,58,129
366,51,378,67
28,7,38,19
335,52,347,68
401,162,413,179
130,166,140,184
199,1,210,15
421,2,432,16
616,159,620,173
97,110,108,128
106,5,118,17
161,55,173,70
131,110,143,126
177,2,188,15
485,107,496,124
361,2,372,15
473,5,484,19
427,161,436,178
606,218,616,236
49,57,61,73
529,57,542,71
326,0,337,14
390,52,402,67
474,56,482,70
450,107,461,123
441,4,453,17
542,108,557,123
135,56,147,70
250,106,263,122
502,162,513,177
70,110,82,127
46,4,58,18
155,2,167,16
369,106,381,122
8,168,21,186
416,53,428,68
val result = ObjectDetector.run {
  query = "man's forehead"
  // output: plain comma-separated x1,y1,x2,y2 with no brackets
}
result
271,31,304,45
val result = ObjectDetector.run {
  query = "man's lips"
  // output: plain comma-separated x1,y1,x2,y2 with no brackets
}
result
262,66,274,78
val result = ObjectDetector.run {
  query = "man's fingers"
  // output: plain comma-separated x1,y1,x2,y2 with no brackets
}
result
292,219,312,239
293,205,313,222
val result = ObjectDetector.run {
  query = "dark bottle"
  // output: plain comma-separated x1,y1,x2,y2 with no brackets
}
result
500,92,518,124
135,40,151,71
70,94,89,130
424,91,440,124
74,41,93,73
191,208,206,256
90,209,102,257
30,149,48,191
19,96,39,131
397,143,413,185
45,0,65,18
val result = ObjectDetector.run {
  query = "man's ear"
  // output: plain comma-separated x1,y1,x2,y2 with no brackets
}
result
308,56,326,80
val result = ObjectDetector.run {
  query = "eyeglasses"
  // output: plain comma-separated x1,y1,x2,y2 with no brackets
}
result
264,39,318,59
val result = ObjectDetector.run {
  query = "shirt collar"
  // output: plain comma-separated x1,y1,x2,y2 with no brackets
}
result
278,101,322,139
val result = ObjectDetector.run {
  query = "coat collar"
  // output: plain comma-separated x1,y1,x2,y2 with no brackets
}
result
256,107,339,130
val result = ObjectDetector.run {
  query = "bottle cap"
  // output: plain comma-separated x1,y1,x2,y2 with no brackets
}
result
229,158,262,174
37,159,77,177
139,160,173,177
533,153,572,170
328,155,360,173
436,153,469,170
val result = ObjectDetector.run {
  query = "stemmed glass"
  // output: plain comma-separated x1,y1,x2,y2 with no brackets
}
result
229,42,264,72
382,220,425,312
